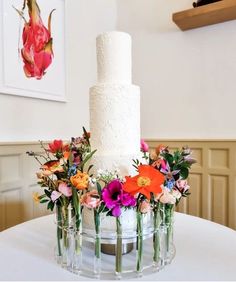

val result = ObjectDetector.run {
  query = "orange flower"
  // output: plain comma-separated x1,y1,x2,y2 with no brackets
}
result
155,144,166,155
70,171,89,190
123,165,164,200
41,160,64,174
33,192,40,203
63,151,70,161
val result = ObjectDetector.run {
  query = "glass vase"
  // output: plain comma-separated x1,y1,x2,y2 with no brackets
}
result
55,205,63,264
56,204,82,273
159,203,175,265
152,203,161,268
115,216,122,279
93,210,101,278
136,212,144,277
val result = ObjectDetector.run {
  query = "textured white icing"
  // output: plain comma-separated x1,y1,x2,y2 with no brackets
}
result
96,31,132,84
86,32,143,232
90,84,140,159
83,207,137,232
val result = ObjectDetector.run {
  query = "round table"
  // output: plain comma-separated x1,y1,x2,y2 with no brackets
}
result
0,212,236,280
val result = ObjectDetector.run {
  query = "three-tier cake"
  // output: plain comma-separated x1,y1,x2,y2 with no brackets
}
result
90,31,141,177
83,31,142,231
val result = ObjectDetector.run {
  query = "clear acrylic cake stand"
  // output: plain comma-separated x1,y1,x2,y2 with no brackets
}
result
56,227,175,279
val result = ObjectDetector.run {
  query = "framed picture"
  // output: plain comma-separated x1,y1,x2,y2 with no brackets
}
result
0,0,66,102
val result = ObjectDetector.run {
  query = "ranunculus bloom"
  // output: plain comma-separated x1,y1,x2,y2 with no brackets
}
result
123,165,164,200
70,171,89,190
81,190,101,209
140,139,149,153
15,0,55,79
139,200,151,214
51,190,61,202
58,182,72,197
102,180,136,217
48,140,68,154
176,179,190,193
159,188,176,205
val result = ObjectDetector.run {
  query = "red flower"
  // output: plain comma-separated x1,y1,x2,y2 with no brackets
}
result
15,0,55,79
48,140,68,154
123,165,164,200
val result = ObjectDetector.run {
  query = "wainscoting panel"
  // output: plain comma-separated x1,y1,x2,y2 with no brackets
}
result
0,143,51,231
147,140,236,230
0,141,235,231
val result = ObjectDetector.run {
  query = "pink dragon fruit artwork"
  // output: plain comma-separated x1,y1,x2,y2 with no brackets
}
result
14,0,55,80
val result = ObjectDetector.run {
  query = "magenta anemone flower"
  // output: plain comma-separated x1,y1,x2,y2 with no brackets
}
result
102,179,136,217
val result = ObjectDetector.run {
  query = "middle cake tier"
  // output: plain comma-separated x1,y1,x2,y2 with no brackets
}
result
89,83,140,176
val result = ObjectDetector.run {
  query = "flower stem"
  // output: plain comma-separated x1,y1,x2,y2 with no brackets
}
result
94,210,101,259
56,206,62,257
116,216,122,274
153,203,160,263
136,212,143,273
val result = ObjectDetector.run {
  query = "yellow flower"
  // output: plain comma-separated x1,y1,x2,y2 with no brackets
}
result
70,171,89,190
33,192,40,203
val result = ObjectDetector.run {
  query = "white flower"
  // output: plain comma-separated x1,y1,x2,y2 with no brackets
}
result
171,189,182,200
96,169,104,178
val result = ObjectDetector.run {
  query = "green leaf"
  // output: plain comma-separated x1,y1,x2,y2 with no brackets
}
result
40,199,49,204
79,149,97,171
44,189,51,198
180,167,189,179
82,126,90,146
87,164,94,173
47,201,54,211
72,186,80,216
97,182,102,195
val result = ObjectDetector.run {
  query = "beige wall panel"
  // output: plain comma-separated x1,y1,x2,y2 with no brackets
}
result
209,175,228,226
0,143,50,231
209,149,229,169
3,188,23,229
187,174,202,217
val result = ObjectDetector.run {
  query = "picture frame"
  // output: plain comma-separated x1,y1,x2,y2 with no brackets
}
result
0,0,66,102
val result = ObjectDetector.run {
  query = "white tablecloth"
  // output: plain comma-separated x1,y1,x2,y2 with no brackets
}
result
0,212,236,281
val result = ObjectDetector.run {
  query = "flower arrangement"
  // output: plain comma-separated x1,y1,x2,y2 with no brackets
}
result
28,129,195,277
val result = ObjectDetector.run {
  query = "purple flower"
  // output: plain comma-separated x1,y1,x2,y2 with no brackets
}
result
102,179,136,217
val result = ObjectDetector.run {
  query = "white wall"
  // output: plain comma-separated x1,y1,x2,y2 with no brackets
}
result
2,0,236,141
0,0,117,142
116,0,236,139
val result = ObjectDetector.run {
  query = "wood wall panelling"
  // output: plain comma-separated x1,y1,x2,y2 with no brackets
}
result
0,144,51,231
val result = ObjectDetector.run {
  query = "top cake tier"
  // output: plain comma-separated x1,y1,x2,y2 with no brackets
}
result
96,31,132,84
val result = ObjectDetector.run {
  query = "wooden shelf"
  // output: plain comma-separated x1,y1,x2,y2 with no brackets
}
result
172,0,236,31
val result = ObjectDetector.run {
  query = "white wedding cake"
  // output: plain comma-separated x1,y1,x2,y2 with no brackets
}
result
84,31,142,231
89,31,140,177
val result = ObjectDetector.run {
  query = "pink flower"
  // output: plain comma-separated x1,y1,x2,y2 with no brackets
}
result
159,189,176,205
176,180,190,193
58,183,72,197
15,0,55,79
51,190,61,202
81,190,101,209
140,139,149,153
139,200,151,214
